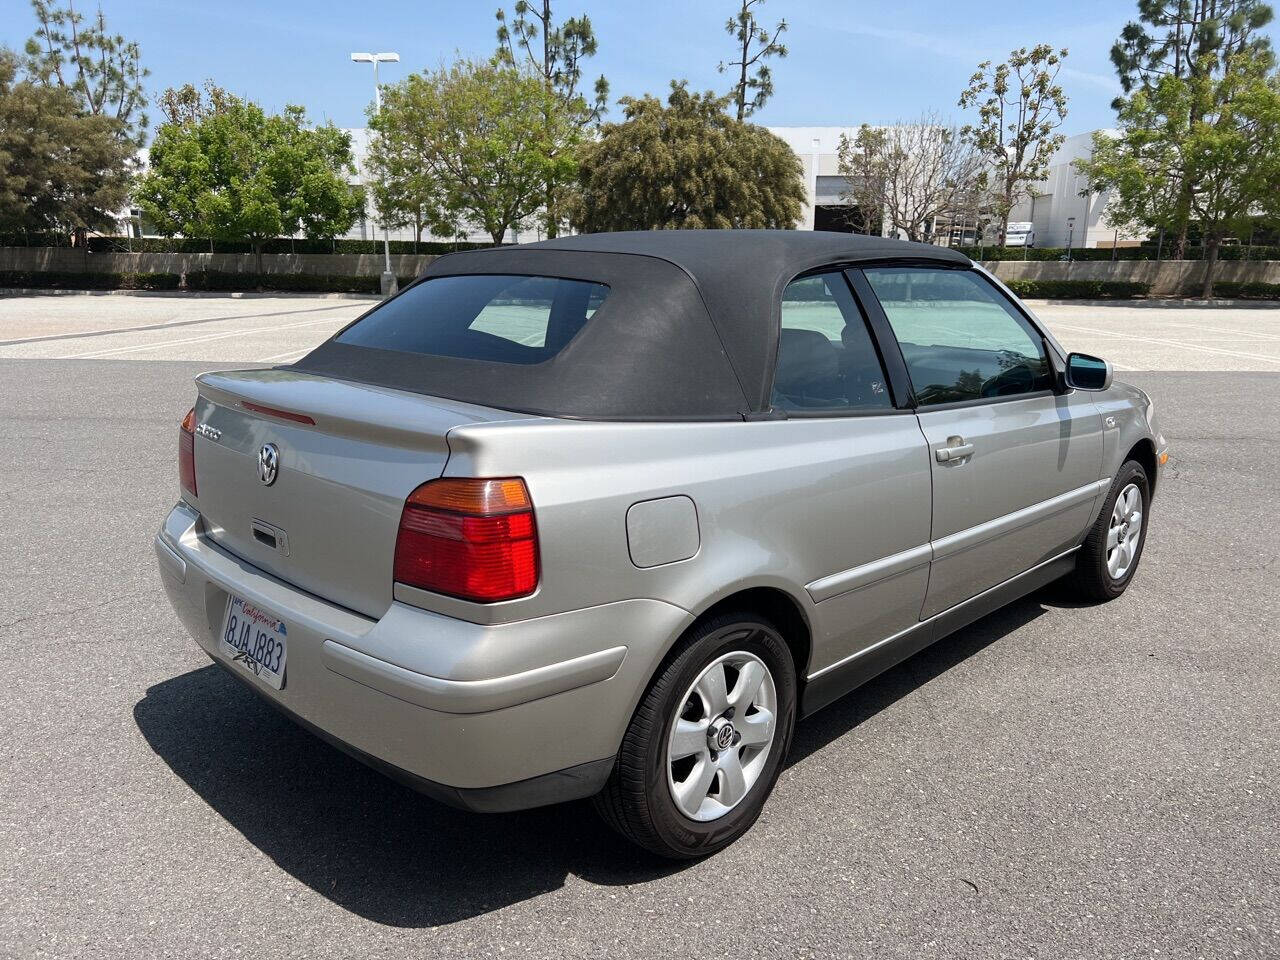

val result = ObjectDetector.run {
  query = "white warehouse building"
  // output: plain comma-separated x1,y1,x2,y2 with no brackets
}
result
341,126,1139,249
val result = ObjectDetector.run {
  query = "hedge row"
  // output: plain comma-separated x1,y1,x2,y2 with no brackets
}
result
1207,281,1280,299
1002,279,1151,299
0,270,182,290
81,237,492,256
960,244,1280,262
0,270,413,293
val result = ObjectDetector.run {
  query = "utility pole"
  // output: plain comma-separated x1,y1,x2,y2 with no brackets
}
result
351,51,400,296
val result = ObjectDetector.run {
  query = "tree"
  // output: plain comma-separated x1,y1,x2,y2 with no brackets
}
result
1112,0,1274,96
837,113,989,243
1079,49,1280,297
718,0,788,120
569,81,806,232
959,45,1069,245
135,89,363,271
496,0,608,237
836,125,888,234
0,47,132,237
154,80,235,126
1108,0,1275,258
22,0,148,146
365,106,446,250
372,59,581,245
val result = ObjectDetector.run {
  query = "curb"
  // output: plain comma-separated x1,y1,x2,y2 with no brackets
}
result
0,287,383,301
1021,297,1280,308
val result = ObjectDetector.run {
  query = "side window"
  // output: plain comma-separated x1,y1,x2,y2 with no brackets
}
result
773,272,893,413
862,267,1053,407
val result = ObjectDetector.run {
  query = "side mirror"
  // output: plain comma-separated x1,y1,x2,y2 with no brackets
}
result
1065,352,1113,391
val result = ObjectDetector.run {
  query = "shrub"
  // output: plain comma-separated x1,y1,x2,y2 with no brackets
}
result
81,236,493,256
957,244,1280,262
184,271,384,293
0,270,181,290
1207,281,1280,299
0,269,408,294
1003,279,1150,299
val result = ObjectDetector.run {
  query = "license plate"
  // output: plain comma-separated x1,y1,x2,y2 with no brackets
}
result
219,595,288,690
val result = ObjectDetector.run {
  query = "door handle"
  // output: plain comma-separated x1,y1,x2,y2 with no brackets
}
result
935,437,975,463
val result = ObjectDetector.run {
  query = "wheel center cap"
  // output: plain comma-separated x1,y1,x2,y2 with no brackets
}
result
709,718,736,751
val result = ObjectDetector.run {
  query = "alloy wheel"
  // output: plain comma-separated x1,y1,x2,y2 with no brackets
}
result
1106,482,1144,580
666,649,778,822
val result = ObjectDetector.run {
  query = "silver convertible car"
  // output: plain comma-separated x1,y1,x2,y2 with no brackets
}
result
155,231,1167,858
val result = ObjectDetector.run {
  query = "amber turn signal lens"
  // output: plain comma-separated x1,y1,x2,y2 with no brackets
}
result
406,477,532,514
1159,451,1169,465
179,406,197,496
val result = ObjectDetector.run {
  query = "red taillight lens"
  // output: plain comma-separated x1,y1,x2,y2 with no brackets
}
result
393,478,539,602
179,407,197,496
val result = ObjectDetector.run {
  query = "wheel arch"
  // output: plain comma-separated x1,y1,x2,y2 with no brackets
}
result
1125,437,1158,495
687,584,814,682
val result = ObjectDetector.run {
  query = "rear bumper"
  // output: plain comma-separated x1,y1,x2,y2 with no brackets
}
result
155,502,692,809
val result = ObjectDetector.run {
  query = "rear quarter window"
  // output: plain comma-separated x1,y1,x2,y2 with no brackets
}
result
337,274,610,365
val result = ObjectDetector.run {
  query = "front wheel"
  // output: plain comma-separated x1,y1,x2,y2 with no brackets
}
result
593,612,797,859
1068,459,1151,601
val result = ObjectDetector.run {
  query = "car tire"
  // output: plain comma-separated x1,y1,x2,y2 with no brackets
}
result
1068,459,1151,602
593,611,797,859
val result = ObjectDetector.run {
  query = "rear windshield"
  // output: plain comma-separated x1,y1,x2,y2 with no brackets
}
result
336,274,610,365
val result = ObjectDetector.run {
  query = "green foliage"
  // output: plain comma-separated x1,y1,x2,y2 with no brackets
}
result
569,82,806,231
494,2,609,237
0,48,133,235
1104,1,1277,262
0,270,180,290
74,236,492,255
365,107,446,245
718,0,788,120
372,59,582,245
1210,280,1280,297
135,89,363,268
958,243,1280,261
0,270,418,294
1002,279,1151,299
496,1,608,121
1111,0,1275,99
22,0,148,146
959,45,1070,243
1078,46,1280,296
184,271,398,294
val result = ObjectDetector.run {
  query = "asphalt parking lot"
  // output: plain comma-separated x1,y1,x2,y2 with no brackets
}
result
1,293,1277,958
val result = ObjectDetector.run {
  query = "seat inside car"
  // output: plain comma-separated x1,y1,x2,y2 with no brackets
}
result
774,328,844,407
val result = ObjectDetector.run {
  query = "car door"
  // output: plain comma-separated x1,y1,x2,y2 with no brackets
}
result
856,265,1105,619
770,271,933,675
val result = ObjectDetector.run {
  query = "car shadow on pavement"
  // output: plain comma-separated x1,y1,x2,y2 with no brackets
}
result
134,588,1058,927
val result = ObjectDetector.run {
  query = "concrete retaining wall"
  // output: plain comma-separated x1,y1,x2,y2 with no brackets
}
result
984,258,1280,296
5,247,1280,295
0,246,439,277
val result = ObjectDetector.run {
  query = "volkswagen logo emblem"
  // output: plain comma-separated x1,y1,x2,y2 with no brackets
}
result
257,443,280,486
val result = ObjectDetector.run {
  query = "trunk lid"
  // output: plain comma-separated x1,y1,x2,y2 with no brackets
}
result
189,368,530,618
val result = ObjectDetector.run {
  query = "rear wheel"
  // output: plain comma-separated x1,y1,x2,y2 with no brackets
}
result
1068,459,1151,601
593,612,797,859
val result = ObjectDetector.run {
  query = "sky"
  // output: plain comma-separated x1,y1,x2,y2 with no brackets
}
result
6,0,1274,138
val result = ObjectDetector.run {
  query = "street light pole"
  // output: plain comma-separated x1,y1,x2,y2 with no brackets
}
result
351,51,400,295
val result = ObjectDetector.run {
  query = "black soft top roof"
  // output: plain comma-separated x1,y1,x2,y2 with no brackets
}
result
294,230,971,420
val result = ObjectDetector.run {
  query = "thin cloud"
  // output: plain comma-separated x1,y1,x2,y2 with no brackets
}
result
809,19,1120,95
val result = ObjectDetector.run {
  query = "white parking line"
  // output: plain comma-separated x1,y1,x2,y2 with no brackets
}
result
57,316,347,359
1050,321,1280,366
258,347,313,363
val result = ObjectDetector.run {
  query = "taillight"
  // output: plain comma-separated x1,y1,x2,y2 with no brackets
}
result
393,478,539,602
179,407,197,496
